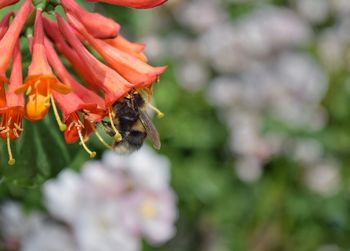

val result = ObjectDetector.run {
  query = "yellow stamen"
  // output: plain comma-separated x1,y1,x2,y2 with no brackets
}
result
34,80,40,89
140,199,156,219
44,96,51,108
108,109,122,142
94,128,112,149
6,130,15,166
77,128,96,158
148,103,164,119
13,129,19,138
67,121,75,132
14,123,23,131
50,95,66,132
25,85,32,95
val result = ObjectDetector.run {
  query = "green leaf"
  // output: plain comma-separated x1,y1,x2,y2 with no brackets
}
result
0,111,78,189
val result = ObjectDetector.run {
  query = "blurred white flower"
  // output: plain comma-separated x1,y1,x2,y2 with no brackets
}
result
176,60,210,92
238,7,311,53
0,201,27,242
292,139,324,165
176,0,227,33
295,0,330,24
43,146,177,251
142,35,165,61
119,190,177,245
331,0,350,17
304,160,340,196
0,202,77,251
235,157,263,183
102,146,171,191
74,201,139,251
21,220,77,251
207,77,243,107
44,169,82,223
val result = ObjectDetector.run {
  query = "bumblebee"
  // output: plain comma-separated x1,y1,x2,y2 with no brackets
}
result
102,92,161,154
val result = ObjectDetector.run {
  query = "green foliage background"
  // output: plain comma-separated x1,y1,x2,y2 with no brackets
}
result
1,1,350,251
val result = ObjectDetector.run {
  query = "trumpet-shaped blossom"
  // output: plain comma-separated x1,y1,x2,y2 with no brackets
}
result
16,10,70,121
56,14,133,106
0,12,13,40
0,0,166,162
61,0,120,39
0,0,19,9
106,35,147,62
87,0,167,9
0,41,24,165
0,0,32,109
68,14,166,88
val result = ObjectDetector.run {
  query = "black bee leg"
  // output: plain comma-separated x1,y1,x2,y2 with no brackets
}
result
99,121,116,137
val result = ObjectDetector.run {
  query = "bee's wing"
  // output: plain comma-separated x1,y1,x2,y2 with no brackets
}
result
139,110,161,150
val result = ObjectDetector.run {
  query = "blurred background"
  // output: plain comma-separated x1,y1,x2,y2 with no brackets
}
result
3,0,350,250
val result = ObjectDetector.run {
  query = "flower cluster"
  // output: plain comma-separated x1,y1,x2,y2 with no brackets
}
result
0,0,166,165
0,146,177,251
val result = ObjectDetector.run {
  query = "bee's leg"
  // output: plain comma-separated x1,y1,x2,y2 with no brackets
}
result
99,121,115,137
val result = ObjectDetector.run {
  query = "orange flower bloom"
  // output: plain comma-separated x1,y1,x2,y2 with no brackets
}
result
15,10,70,121
44,37,105,109
56,14,131,106
105,35,148,62
0,41,24,165
42,18,102,90
0,0,19,9
67,14,166,88
61,0,120,39
0,0,167,163
0,12,13,39
0,0,33,108
87,0,167,9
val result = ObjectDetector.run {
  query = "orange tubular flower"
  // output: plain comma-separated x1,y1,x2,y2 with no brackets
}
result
0,0,32,108
87,0,167,9
0,0,167,163
67,14,166,88
53,92,102,158
0,41,24,165
105,35,148,62
0,12,13,39
44,37,105,109
45,36,107,156
15,10,70,121
42,18,102,90
56,14,132,107
61,0,120,39
0,0,19,9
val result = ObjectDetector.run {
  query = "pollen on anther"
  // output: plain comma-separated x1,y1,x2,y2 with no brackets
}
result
77,127,96,158
6,131,15,166
25,86,32,95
